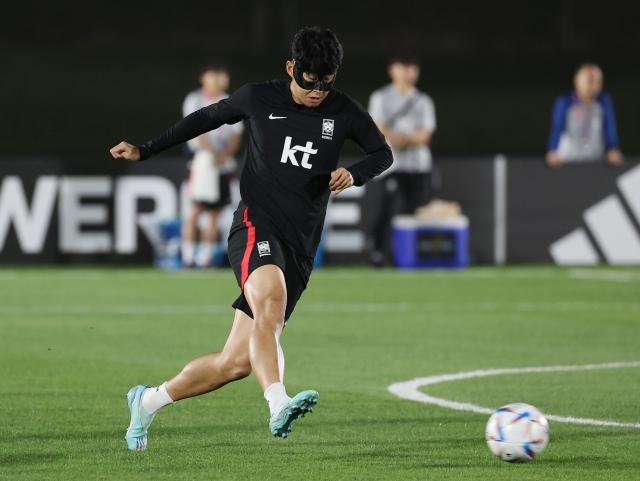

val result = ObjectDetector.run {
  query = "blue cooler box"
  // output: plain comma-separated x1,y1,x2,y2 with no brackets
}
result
155,219,182,270
392,215,469,269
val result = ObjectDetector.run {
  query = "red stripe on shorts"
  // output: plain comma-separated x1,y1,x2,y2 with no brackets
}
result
240,207,255,289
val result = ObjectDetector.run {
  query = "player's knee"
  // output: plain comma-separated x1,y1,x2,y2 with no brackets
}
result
266,289,286,310
255,290,286,324
251,285,287,324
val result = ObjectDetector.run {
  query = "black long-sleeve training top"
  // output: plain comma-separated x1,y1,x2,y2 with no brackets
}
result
138,79,393,257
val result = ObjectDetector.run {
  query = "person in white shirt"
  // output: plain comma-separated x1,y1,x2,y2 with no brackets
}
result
367,55,436,266
182,59,244,267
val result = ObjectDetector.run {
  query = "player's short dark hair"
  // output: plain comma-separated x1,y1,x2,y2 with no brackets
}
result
291,27,344,74
199,58,229,76
389,54,421,67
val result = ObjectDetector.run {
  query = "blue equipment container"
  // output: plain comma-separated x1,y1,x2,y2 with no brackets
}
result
155,219,182,270
392,215,469,269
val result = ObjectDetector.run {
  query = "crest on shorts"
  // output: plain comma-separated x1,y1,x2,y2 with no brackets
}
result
257,241,271,257
322,119,334,139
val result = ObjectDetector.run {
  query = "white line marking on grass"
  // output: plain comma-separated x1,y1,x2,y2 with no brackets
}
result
570,269,640,282
1,302,639,316
313,268,559,280
388,362,640,428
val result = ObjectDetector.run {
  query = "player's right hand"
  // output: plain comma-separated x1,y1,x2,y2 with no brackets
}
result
110,141,141,161
605,149,624,166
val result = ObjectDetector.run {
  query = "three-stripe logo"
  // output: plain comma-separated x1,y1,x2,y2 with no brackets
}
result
550,164,640,265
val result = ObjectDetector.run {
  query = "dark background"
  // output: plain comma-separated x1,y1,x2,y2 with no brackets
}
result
2,0,639,158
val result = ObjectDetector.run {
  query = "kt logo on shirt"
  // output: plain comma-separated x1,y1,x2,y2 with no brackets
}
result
280,136,317,169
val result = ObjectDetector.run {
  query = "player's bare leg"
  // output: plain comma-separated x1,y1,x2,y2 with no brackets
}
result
144,266,290,401
242,264,287,390
204,210,220,246
160,301,286,401
125,309,254,450
243,264,318,437
181,203,203,266
197,209,220,267
182,203,202,244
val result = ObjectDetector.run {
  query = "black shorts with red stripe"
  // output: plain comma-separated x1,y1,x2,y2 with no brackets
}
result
227,202,314,324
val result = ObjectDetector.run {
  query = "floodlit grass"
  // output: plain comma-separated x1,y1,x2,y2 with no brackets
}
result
0,266,638,480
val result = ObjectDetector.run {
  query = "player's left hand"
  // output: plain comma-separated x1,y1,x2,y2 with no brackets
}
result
329,167,354,195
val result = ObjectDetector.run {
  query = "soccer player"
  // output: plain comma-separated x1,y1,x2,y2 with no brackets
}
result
182,59,244,268
110,27,392,451
546,63,624,168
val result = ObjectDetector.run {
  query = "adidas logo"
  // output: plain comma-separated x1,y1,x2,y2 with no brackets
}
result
549,164,640,265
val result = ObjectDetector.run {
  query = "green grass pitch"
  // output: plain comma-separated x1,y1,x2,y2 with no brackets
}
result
1,266,639,480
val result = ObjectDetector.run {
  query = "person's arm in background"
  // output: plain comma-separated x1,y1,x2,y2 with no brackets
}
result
406,128,433,147
368,90,408,150
600,92,624,166
212,131,243,166
375,122,409,150
406,95,435,148
192,132,242,166
546,95,570,168
182,92,210,156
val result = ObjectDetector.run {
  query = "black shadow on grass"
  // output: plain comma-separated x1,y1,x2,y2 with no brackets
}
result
316,450,484,470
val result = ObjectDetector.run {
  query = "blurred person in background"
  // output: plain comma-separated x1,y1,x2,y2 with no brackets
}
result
182,59,244,267
546,63,623,168
367,55,436,266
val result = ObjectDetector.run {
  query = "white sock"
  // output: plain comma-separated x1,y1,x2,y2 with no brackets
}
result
141,382,175,415
182,241,195,265
264,382,291,416
196,242,213,267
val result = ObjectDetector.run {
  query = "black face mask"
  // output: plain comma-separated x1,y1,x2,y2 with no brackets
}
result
292,60,337,91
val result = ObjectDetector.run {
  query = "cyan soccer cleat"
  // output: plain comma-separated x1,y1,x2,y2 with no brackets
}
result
125,385,155,451
269,390,319,438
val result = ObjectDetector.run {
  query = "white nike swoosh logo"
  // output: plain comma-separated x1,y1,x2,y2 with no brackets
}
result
269,114,287,119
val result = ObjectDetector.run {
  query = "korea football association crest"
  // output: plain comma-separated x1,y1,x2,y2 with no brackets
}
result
322,118,334,140
257,241,271,257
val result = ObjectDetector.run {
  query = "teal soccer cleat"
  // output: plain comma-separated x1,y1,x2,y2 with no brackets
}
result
269,390,319,438
125,385,155,451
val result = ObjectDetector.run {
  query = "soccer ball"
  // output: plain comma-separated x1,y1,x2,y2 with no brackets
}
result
485,403,550,462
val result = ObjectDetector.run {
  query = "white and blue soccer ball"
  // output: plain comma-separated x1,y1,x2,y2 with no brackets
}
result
485,403,550,462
